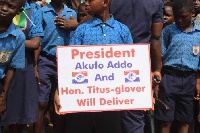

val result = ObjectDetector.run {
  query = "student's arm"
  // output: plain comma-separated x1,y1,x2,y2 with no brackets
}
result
32,9,44,84
195,71,200,122
34,46,41,84
54,89,62,115
0,68,15,116
26,9,43,50
29,38,41,84
195,71,200,99
26,37,41,50
150,22,163,82
150,0,163,83
3,68,15,92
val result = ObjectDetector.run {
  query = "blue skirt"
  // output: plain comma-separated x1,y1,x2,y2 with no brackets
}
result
1,51,39,125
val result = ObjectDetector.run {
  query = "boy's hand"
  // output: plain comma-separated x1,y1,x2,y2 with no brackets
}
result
41,0,48,7
0,92,7,117
54,16,78,31
34,65,40,85
198,113,200,123
54,89,62,115
194,94,200,100
194,72,200,100
152,71,161,88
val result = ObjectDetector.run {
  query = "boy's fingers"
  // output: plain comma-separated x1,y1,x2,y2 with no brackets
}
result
194,95,200,100
36,75,40,84
37,78,41,85
70,15,75,20
54,99,62,115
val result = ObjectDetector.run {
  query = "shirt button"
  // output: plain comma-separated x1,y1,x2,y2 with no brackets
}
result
102,24,105,26
103,34,106,36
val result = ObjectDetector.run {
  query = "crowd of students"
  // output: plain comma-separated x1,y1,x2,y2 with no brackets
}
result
0,0,200,133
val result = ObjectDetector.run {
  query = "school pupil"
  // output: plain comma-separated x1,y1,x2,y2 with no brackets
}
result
77,2,88,23
0,0,26,113
0,1,44,133
155,0,200,133
164,2,174,27
54,0,132,132
34,0,77,132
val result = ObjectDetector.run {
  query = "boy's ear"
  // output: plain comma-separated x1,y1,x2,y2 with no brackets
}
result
103,0,109,7
17,7,24,15
192,10,195,17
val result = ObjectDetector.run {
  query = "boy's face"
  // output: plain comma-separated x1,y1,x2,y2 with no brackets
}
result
78,6,88,22
164,6,174,26
0,0,23,22
194,0,200,10
85,0,105,16
173,9,194,29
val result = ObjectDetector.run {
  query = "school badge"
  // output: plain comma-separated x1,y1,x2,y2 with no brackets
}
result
193,45,200,56
0,51,11,63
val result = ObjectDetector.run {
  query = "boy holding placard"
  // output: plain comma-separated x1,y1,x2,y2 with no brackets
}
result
54,0,133,132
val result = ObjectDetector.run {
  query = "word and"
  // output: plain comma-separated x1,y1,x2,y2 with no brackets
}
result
95,73,114,81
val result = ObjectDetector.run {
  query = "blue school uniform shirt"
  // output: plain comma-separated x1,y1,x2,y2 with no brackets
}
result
25,2,44,39
162,23,200,71
36,4,77,57
0,23,25,79
70,16,133,45
29,2,41,10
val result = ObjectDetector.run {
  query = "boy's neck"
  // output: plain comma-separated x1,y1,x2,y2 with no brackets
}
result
0,21,11,34
95,10,110,22
181,22,194,32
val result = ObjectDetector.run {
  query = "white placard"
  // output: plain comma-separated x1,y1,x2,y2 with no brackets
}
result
57,44,153,113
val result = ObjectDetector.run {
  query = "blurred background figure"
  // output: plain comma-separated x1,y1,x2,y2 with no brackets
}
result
77,2,92,23
194,0,200,25
65,0,85,12
36,0,48,7
163,2,174,27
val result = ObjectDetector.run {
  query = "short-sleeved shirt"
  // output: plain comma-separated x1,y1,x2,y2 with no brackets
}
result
29,2,41,10
70,16,133,45
36,4,77,56
162,23,200,71
0,23,25,79
24,2,44,39
110,0,163,43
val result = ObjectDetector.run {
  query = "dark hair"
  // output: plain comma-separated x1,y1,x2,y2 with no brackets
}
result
164,2,173,8
78,2,85,12
17,0,26,9
173,0,194,12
